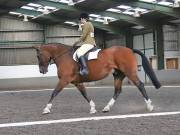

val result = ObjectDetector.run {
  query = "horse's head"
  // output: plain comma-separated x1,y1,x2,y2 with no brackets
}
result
33,46,52,74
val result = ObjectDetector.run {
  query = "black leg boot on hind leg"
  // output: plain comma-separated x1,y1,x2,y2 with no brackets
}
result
79,56,89,76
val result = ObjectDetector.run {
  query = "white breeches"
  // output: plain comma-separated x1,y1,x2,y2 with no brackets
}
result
76,44,94,58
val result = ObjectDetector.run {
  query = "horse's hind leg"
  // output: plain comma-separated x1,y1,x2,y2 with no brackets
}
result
74,83,97,114
128,74,154,112
102,70,125,112
42,80,68,114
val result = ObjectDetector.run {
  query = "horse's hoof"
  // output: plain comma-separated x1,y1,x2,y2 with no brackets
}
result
42,108,51,114
102,106,110,112
145,99,153,112
90,109,97,114
147,105,154,112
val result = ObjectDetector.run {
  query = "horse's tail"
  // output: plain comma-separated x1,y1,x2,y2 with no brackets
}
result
133,49,161,89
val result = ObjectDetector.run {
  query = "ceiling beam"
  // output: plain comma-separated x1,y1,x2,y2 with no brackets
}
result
15,0,170,33
36,0,80,12
36,0,157,28
128,1,180,19
82,6,157,28
14,8,124,35
104,0,180,19
101,11,156,29
15,8,42,16
42,14,125,34
76,0,122,12
0,5,16,10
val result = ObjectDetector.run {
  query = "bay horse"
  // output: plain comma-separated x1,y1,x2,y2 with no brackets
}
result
33,43,161,114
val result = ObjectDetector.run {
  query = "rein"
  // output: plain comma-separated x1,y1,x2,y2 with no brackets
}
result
52,46,76,61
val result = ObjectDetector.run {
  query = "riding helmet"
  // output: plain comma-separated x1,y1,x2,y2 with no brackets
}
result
79,13,89,20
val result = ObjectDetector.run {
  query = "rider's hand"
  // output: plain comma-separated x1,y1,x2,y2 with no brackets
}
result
73,41,79,47
73,43,77,46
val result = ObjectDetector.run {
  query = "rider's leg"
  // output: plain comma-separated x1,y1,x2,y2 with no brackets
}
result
76,44,94,76
79,56,88,75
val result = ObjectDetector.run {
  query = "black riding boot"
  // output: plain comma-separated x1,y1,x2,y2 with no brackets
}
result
79,56,88,76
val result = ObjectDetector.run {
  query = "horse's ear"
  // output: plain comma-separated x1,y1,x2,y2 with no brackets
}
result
32,46,40,51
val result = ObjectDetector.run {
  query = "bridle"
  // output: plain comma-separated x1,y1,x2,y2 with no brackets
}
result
37,46,77,65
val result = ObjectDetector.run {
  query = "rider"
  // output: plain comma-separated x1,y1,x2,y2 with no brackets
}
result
73,13,96,76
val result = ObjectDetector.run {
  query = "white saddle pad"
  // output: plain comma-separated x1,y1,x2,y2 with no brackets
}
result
73,49,101,62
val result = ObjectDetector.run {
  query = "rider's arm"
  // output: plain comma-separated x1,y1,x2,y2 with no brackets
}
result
79,23,89,42
73,23,89,46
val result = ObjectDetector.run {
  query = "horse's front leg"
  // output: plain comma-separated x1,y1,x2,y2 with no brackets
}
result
74,83,97,114
102,71,125,112
42,80,68,114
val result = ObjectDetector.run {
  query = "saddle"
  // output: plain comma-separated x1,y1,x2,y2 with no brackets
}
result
72,46,101,62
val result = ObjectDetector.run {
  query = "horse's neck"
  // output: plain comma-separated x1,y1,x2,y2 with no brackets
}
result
46,45,68,56
50,45,71,65
57,46,70,53
55,46,70,56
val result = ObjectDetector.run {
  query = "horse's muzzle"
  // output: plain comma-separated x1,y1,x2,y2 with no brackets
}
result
39,66,48,74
